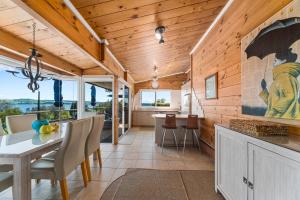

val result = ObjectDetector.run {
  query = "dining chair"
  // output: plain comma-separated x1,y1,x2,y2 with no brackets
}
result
181,115,200,153
161,114,178,153
6,114,37,134
85,115,105,181
0,172,13,196
31,118,91,200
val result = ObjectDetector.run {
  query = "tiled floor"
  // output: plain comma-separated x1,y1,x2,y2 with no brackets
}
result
0,127,214,200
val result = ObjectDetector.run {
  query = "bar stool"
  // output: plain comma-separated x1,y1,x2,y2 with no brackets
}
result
161,114,178,153
182,115,200,153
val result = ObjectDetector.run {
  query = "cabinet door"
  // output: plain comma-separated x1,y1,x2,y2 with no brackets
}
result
248,143,300,200
216,128,247,200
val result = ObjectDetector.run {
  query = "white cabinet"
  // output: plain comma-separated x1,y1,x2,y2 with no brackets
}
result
215,125,300,200
216,128,247,200
247,143,300,200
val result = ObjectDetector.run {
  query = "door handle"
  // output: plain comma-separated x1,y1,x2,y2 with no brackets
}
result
248,181,254,189
243,177,248,184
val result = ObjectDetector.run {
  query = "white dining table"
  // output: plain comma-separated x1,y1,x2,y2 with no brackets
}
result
0,123,67,200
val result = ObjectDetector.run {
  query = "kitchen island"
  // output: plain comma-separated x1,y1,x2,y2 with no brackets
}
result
152,114,203,146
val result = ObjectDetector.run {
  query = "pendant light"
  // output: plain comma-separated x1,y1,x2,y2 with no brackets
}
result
151,66,159,89
22,22,44,92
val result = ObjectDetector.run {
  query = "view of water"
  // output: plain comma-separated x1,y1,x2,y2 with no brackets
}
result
11,102,73,113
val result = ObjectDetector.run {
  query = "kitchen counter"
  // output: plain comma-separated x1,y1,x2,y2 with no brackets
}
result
153,114,204,146
217,124,300,153
132,110,179,127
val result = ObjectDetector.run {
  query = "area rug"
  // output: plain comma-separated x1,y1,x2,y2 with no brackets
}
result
101,169,224,200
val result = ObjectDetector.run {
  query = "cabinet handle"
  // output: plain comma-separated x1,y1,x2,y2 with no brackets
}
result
248,181,254,189
243,177,248,184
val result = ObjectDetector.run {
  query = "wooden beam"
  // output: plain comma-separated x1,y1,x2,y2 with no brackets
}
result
12,0,102,61
82,66,111,75
113,75,119,145
124,71,128,82
0,28,82,76
12,0,128,78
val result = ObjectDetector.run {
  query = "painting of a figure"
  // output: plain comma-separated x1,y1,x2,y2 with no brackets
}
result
259,49,300,119
241,3,300,120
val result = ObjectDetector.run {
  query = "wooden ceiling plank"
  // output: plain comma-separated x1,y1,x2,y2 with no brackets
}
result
78,0,163,19
12,0,102,61
0,28,82,76
103,14,217,40
85,0,208,25
114,39,198,58
109,21,210,45
71,0,112,9
113,39,198,56
0,0,17,11
110,28,206,49
98,6,221,38
70,0,227,81
95,0,226,33
0,6,32,27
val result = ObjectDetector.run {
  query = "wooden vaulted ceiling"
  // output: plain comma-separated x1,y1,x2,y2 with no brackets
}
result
0,0,96,72
71,0,227,81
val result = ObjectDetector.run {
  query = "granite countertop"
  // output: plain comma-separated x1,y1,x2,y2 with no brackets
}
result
216,124,300,153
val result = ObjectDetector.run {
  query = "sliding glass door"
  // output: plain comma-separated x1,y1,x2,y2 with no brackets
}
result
124,85,129,133
118,82,130,138
83,81,113,143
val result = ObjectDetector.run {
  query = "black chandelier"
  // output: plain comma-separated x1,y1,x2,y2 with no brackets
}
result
22,22,44,92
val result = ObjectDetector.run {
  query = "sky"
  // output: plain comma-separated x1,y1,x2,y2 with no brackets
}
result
0,69,77,100
0,66,112,102
85,83,112,102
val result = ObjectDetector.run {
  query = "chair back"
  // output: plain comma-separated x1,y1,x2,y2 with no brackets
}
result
0,121,5,136
186,115,198,129
55,118,91,179
6,114,37,134
85,115,105,157
164,114,177,129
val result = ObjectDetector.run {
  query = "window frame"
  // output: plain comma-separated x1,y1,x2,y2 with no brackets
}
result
140,89,171,108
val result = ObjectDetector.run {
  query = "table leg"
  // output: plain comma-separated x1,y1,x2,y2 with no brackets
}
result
13,156,31,200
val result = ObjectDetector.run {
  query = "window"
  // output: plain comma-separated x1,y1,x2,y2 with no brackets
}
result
140,90,171,107
0,63,78,132
141,91,155,107
156,91,171,107
84,82,112,115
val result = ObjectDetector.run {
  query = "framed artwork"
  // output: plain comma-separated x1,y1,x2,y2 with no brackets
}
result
205,73,218,99
241,0,300,120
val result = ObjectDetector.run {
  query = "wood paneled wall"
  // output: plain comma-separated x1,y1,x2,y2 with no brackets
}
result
191,0,293,154
134,73,188,94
